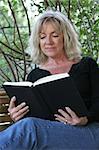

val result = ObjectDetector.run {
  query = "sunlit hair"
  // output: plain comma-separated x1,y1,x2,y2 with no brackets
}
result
29,10,82,64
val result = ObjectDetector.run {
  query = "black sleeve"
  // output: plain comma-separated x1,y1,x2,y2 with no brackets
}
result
87,57,99,122
27,68,51,82
27,69,39,83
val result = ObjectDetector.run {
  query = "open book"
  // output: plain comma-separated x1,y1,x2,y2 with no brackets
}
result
3,72,88,120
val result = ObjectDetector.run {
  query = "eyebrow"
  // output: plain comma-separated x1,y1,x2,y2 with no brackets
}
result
40,31,60,35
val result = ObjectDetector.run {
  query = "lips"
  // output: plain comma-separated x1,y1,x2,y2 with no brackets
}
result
45,47,55,51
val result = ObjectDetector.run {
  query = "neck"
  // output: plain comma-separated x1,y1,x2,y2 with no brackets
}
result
39,54,77,74
46,54,68,66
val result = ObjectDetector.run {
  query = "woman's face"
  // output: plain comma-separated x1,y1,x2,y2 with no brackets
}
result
39,22,64,58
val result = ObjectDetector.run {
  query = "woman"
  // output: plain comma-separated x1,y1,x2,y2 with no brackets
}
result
0,10,99,150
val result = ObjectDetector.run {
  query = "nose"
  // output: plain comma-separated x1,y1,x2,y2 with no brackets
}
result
45,36,53,44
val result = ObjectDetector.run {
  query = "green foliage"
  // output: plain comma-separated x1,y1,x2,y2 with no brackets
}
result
0,0,32,86
70,0,99,60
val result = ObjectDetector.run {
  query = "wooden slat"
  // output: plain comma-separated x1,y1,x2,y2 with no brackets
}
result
0,122,12,131
0,89,7,96
0,105,9,113
0,114,12,123
0,89,12,131
0,96,10,104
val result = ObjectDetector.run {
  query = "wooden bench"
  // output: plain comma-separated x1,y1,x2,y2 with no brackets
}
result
0,89,12,131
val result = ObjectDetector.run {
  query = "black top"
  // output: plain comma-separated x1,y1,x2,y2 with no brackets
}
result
27,57,99,123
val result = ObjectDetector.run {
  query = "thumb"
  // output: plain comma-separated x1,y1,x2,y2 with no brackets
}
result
8,96,16,111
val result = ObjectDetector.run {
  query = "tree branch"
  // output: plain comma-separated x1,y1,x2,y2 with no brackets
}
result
0,41,23,55
0,48,17,81
21,0,31,35
8,0,26,80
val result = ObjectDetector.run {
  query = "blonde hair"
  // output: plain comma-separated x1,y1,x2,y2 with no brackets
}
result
29,10,82,64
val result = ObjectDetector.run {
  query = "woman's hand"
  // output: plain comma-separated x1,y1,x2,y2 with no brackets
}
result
8,96,29,122
54,107,88,126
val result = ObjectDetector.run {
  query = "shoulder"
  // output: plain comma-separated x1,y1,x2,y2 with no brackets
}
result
27,68,51,82
80,57,99,68
71,57,99,75
76,57,99,75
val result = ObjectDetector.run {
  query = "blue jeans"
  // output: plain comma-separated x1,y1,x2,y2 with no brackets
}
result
0,117,99,150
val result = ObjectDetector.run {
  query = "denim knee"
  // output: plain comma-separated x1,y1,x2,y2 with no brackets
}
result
0,117,37,150
17,117,35,130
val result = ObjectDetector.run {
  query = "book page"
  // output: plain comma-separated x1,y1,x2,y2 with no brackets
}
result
3,81,33,87
33,72,69,86
3,73,69,87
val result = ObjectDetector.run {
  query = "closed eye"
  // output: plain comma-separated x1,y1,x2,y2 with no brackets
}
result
52,32,60,37
40,36,46,39
53,35,59,37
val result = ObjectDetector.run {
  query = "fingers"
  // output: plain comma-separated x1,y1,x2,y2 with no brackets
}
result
54,107,78,125
11,105,29,122
54,113,68,124
54,108,71,124
65,107,77,118
65,107,81,125
55,107,88,126
8,96,29,122
9,102,29,122
8,96,16,112
10,102,27,115
58,109,71,120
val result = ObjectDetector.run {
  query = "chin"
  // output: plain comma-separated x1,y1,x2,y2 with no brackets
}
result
45,52,57,57
46,54,57,58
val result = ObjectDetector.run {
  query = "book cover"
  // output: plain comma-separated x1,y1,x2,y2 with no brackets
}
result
3,73,88,120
